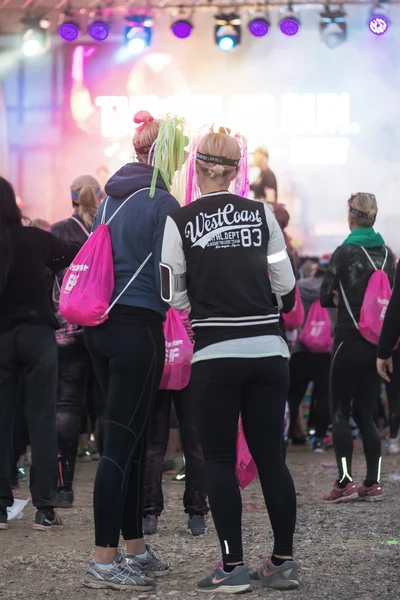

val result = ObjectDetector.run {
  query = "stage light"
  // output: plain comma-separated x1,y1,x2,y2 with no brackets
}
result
368,3,390,35
215,14,241,52
21,18,48,56
320,7,347,48
171,19,193,39
248,15,270,38
279,5,301,36
89,21,110,41
125,15,153,54
59,16,80,42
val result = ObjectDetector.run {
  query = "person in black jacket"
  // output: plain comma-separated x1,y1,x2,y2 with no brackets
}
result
161,128,298,593
50,175,101,509
0,177,79,532
320,193,395,504
377,260,400,453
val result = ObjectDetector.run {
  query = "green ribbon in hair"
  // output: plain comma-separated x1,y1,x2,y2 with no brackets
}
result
149,115,188,199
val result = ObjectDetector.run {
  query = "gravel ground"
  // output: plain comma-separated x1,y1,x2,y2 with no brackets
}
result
1,446,399,600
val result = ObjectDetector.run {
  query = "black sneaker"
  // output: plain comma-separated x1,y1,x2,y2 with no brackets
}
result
163,459,176,474
33,509,64,531
188,515,207,536
58,489,74,509
172,466,185,483
0,507,8,531
143,515,158,535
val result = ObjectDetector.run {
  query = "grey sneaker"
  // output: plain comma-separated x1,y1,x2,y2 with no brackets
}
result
188,514,207,536
83,552,155,590
143,514,158,535
198,565,251,594
125,544,169,577
250,558,299,590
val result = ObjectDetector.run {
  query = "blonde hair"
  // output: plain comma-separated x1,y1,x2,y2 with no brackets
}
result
132,110,161,159
196,127,241,182
348,193,378,228
70,174,101,229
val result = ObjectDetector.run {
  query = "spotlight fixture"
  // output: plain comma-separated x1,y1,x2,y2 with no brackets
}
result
171,18,193,39
279,4,301,36
21,18,48,56
320,6,347,48
368,2,390,35
248,14,270,38
89,20,110,41
58,12,80,42
215,14,241,52
125,15,153,55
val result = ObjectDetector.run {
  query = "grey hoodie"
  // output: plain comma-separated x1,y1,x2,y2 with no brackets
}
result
292,276,337,354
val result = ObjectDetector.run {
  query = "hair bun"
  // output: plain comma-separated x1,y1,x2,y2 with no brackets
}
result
133,110,154,125
218,126,231,135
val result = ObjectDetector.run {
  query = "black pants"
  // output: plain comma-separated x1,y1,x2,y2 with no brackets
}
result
144,388,209,517
331,339,381,485
84,310,164,548
0,325,58,509
288,352,331,440
191,356,296,563
56,336,91,491
387,350,400,439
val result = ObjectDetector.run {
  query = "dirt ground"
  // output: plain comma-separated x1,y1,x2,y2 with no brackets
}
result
1,446,399,600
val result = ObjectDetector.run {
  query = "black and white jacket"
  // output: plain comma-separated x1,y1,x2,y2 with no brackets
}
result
161,192,295,351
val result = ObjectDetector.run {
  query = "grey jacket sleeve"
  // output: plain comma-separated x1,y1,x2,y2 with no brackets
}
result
160,215,191,311
264,205,296,296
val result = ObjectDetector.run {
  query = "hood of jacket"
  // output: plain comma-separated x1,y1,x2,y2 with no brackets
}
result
104,162,169,200
298,276,322,303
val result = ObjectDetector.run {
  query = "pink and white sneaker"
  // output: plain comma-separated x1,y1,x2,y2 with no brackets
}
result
323,481,359,504
358,483,383,502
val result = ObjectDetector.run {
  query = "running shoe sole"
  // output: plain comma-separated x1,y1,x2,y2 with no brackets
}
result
0,523,8,530
187,527,208,536
32,523,64,532
83,578,153,591
324,492,359,504
198,584,251,594
58,500,73,509
358,495,383,502
252,578,299,590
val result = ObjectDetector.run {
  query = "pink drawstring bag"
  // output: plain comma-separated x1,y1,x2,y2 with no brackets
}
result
235,418,258,490
282,286,305,331
60,190,151,327
299,300,333,353
340,247,391,346
159,309,193,390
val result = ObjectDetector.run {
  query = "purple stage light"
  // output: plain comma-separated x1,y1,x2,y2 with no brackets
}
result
248,19,269,37
368,15,389,35
89,22,110,41
171,19,192,39
280,18,300,36
59,23,79,42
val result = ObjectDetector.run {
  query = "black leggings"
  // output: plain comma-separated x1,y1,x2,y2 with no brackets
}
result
144,387,209,517
288,352,331,440
56,336,91,490
84,310,164,548
191,356,296,563
331,339,381,485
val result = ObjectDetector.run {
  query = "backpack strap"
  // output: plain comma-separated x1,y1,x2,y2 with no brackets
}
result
103,188,152,227
70,216,90,238
360,246,388,271
102,253,153,318
339,280,359,331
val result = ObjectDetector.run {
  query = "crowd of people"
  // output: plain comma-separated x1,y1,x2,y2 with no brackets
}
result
0,111,399,595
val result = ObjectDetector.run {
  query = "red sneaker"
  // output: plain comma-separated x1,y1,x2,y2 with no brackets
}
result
358,483,383,502
323,481,359,504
